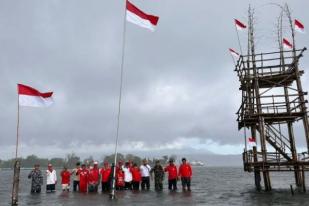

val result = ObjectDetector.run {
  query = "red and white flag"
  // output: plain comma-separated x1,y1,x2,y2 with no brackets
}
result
126,0,159,31
283,38,293,49
18,84,54,107
294,19,305,33
235,19,246,31
229,48,240,58
248,137,256,147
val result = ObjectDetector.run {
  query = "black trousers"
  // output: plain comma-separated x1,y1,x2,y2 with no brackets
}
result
73,180,79,192
141,176,150,190
168,179,177,190
46,184,55,192
181,177,191,190
101,182,110,192
125,182,132,190
132,181,140,190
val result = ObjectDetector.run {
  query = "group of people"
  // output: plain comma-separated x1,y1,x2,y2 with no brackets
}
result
27,157,192,194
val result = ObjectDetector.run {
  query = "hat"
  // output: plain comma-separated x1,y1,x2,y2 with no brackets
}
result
94,161,98,165
48,163,52,167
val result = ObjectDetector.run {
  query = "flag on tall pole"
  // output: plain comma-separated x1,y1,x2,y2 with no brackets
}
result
18,84,54,107
283,38,293,49
294,19,305,33
126,0,159,31
110,0,159,200
235,19,247,31
12,83,54,205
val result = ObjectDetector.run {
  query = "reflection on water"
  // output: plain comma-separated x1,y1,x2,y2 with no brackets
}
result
1,167,309,205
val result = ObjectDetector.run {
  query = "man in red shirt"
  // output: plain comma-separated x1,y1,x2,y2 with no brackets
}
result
116,168,125,190
164,159,178,191
88,161,100,192
100,161,112,192
130,163,141,191
60,166,71,192
179,158,192,191
79,164,89,193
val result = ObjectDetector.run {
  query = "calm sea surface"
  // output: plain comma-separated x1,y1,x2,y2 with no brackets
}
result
1,167,309,205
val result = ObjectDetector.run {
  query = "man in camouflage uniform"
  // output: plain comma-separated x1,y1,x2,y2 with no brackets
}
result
28,164,43,193
150,160,165,191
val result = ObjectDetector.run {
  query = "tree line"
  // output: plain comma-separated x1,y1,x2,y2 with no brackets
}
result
0,153,177,169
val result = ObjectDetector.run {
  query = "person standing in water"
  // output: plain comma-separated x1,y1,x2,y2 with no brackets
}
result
28,164,43,193
131,163,141,191
140,159,151,190
46,163,57,192
179,158,192,191
60,166,71,192
79,164,89,193
88,161,100,192
150,160,165,191
71,162,81,192
123,162,133,190
100,161,112,192
164,159,178,191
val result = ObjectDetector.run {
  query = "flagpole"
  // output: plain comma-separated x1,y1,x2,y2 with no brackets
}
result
110,0,128,200
12,88,21,205
235,25,243,55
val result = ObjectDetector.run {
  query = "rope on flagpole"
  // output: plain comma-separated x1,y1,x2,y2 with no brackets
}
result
110,0,128,200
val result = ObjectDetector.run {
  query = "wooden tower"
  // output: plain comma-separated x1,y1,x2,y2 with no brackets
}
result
235,5,309,191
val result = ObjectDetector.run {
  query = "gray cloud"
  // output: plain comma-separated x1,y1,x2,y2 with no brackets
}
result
0,0,308,159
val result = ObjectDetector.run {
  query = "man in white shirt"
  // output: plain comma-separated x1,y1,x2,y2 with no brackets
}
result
123,162,133,190
140,159,151,190
46,163,57,192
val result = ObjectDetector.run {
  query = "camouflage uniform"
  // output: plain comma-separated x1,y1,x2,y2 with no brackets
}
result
150,165,164,191
28,169,43,193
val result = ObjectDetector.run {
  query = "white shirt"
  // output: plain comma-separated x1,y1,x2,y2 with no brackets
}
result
123,167,132,182
140,164,151,177
46,169,57,185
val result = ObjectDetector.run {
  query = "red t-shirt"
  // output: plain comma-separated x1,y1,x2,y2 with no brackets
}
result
61,170,71,184
100,167,112,183
116,171,125,187
164,164,178,180
179,163,192,178
130,167,141,182
88,168,100,184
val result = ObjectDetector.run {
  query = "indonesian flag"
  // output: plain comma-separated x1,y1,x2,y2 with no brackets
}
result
294,19,305,33
235,19,246,31
18,84,54,107
283,38,293,49
126,0,159,31
229,48,240,58
248,137,256,147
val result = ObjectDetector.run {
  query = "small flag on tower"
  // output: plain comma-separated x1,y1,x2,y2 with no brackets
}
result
294,19,305,33
283,38,293,49
18,84,54,107
126,0,159,31
235,19,247,31
248,137,256,147
229,48,240,58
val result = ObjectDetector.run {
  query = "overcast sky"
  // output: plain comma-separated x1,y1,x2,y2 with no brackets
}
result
0,0,308,160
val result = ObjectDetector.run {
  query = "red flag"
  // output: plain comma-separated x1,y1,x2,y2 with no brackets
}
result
235,19,246,30
283,38,293,49
295,19,305,33
229,48,240,58
248,137,256,143
126,0,159,31
18,84,54,107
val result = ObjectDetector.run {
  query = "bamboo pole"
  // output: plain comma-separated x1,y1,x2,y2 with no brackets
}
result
12,88,20,205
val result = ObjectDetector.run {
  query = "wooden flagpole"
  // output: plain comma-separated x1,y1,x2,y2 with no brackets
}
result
12,87,21,205
110,0,128,200
235,24,244,55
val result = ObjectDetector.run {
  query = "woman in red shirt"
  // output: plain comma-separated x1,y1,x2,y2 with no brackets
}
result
79,164,89,193
130,163,141,191
60,166,71,192
116,169,125,190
